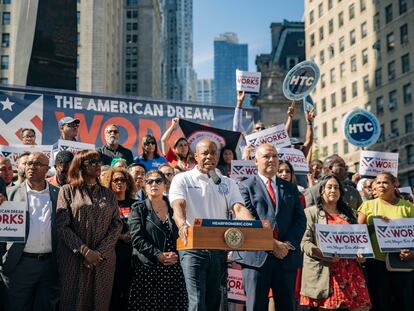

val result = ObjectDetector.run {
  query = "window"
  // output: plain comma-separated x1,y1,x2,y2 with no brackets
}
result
401,53,410,73
331,92,337,108
340,62,346,78
405,113,413,133
333,143,338,154
400,24,408,45
126,71,131,80
322,122,327,137
363,75,369,92
3,0,11,4
350,29,356,46
332,118,338,133
352,81,358,98
318,2,323,17
407,145,414,164
322,147,328,158
309,10,314,24
0,78,8,85
77,32,80,46
343,139,349,154
328,45,335,58
322,98,327,112
297,39,304,47
328,0,333,10
310,33,315,47
390,119,399,137
361,22,367,38
319,50,325,65
403,83,412,104
385,4,393,24
319,26,324,41
375,68,382,86
76,11,80,24
388,61,396,80
399,0,407,15
328,19,334,34
360,49,368,65
360,0,366,12
349,4,355,20
126,10,138,18
1,33,10,47
127,0,138,4
389,90,397,110
1,55,9,69
339,36,345,52
386,32,395,51
341,87,347,103
330,68,336,83
376,96,384,115
321,74,326,88
2,12,10,25
365,101,372,111
338,11,344,28
379,124,385,142
76,54,79,69
373,13,380,31
351,55,357,72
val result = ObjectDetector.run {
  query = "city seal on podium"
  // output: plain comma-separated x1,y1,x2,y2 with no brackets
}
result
224,228,244,249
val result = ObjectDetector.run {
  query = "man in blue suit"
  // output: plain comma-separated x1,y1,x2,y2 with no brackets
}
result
232,143,306,311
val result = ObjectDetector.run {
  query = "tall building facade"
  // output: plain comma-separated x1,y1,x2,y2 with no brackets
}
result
196,78,214,103
305,0,414,187
122,0,162,98
253,21,306,136
214,32,248,106
161,0,196,101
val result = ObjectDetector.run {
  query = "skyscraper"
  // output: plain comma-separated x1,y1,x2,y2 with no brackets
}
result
196,78,214,103
214,32,248,106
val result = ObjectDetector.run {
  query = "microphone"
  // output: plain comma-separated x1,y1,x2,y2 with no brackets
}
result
208,170,221,185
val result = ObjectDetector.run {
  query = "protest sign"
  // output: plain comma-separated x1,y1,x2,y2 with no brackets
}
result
399,187,414,200
227,268,246,303
315,224,374,258
277,148,309,174
282,60,320,100
245,124,291,156
236,70,261,94
303,95,316,116
342,109,381,147
58,139,95,154
373,218,414,252
359,150,398,177
0,144,53,169
230,160,257,180
0,201,26,242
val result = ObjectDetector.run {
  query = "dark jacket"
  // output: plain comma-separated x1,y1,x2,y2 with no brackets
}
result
129,197,178,266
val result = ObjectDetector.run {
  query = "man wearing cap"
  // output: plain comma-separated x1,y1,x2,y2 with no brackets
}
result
52,116,80,153
97,124,134,166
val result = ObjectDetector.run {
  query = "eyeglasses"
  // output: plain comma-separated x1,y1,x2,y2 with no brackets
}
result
325,185,340,190
278,169,291,174
145,178,163,185
66,123,79,129
144,141,156,146
82,159,101,167
112,178,127,184
106,130,119,134
26,161,49,168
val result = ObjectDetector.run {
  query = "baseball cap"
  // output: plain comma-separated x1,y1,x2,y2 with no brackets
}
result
290,137,304,145
58,116,80,128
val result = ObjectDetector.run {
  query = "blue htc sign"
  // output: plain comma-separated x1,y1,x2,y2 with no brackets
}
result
343,109,381,147
283,60,320,101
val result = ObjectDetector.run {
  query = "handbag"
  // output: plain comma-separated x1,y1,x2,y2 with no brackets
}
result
385,252,414,272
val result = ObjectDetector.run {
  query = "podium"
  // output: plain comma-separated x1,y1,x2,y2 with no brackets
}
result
176,218,273,251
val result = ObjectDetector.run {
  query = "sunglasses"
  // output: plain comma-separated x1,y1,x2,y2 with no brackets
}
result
145,178,164,185
82,159,101,167
144,141,156,146
66,123,79,128
106,130,119,134
112,178,127,184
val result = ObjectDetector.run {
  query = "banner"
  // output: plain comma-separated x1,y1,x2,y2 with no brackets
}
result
236,70,261,94
0,201,26,242
230,160,257,180
315,224,374,258
359,150,398,177
245,124,291,156
0,85,258,157
277,148,309,174
227,268,246,303
58,139,95,154
0,144,53,169
373,218,414,252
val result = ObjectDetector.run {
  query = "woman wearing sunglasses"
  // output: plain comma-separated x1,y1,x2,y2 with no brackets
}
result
101,167,137,311
128,170,187,310
134,135,167,172
56,150,123,311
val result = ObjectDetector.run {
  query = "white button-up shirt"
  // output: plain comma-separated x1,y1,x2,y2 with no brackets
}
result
169,167,244,225
257,173,279,206
24,182,53,253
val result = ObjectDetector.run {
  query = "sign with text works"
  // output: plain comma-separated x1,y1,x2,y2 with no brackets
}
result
373,218,414,253
228,268,246,303
0,144,53,169
57,139,95,154
277,148,309,174
342,109,381,147
236,70,261,94
245,124,291,156
230,160,257,180
0,201,26,242
315,224,374,258
359,150,398,177
282,60,320,100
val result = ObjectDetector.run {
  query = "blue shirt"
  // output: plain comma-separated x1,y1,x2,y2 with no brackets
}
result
133,155,168,172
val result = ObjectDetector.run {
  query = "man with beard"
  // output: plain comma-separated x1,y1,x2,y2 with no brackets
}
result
15,152,30,185
98,124,134,166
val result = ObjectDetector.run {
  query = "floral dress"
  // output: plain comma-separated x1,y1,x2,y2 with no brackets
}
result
300,213,371,309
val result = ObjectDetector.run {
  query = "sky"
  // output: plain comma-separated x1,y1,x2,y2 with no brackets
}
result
193,0,304,80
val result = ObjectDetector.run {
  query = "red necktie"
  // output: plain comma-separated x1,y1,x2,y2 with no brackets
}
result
267,178,279,239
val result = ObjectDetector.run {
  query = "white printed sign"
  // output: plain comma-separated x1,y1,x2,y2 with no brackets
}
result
359,150,398,177
373,218,414,252
315,224,374,258
236,70,261,94
399,187,414,200
0,201,26,242
230,160,257,180
58,139,95,154
0,144,53,169
227,268,246,302
245,124,291,156
278,148,309,174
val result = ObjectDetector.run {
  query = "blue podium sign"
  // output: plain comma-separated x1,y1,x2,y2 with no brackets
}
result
283,60,320,100
342,109,381,147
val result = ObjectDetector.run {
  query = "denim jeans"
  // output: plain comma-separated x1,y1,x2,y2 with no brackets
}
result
179,250,227,311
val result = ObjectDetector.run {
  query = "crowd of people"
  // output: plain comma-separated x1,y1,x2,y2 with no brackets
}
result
0,91,413,311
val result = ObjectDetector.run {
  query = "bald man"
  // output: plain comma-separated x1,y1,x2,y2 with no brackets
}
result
1,152,60,311
169,139,253,311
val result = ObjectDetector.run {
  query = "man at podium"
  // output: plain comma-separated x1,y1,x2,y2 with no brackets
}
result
169,139,253,311
232,143,306,311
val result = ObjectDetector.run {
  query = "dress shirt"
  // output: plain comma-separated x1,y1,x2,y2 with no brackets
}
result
257,173,279,207
24,182,53,253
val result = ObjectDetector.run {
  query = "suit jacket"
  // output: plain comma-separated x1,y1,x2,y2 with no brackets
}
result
1,181,59,275
232,175,306,269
